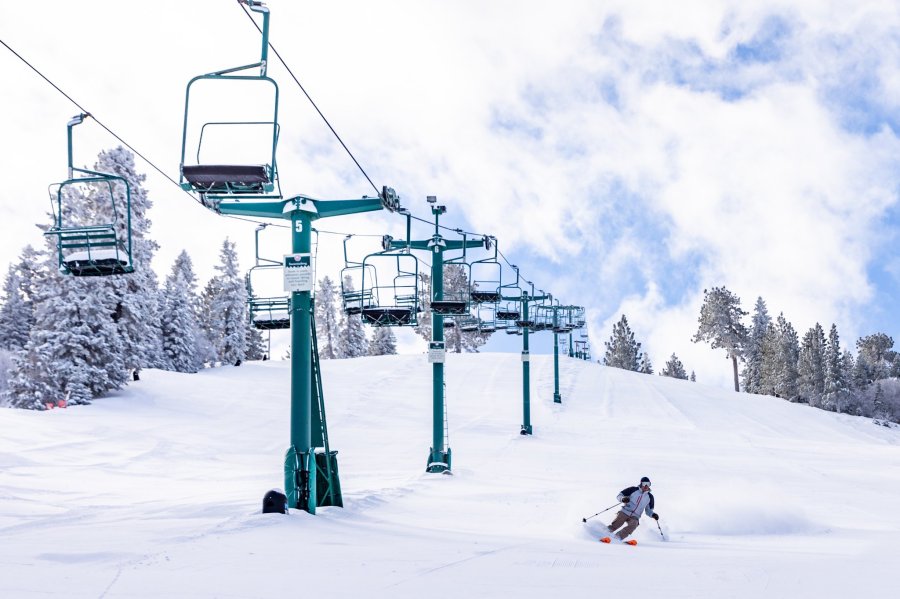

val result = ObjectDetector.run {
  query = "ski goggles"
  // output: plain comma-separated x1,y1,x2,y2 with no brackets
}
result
639,481,651,488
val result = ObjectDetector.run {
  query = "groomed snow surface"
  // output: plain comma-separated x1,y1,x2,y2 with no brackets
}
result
1,354,898,598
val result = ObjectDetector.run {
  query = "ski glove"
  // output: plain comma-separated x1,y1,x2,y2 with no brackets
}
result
621,497,630,503
651,513,659,521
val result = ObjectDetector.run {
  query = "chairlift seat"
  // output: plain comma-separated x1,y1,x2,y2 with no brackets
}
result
361,307,414,326
253,312,291,330
470,291,501,304
431,300,468,315
515,320,535,329
496,310,520,321
57,225,133,276
182,164,270,194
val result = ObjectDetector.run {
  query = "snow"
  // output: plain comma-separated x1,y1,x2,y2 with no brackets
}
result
1,353,898,598
64,249,129,263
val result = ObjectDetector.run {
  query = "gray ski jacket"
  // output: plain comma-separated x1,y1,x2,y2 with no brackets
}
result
617,486,655,520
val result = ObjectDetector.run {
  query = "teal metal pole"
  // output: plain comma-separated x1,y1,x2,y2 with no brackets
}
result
427,206,450,473
521,293,532,435
285,208,316,513
569,333,575,358
553,309,561,404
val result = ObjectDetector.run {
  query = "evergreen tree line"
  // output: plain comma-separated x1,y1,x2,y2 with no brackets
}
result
694,287,900,424
0,147,263,409
602,314,697,382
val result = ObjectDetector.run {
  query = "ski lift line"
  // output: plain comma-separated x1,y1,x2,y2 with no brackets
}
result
0,37,208,210
237,1,379,196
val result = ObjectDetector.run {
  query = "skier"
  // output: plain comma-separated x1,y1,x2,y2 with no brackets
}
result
602,476,659,544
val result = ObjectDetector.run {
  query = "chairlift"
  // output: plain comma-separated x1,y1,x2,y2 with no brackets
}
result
344,237,420,327
430,231,475,316
246,225,290,329
340,236,379,316
179,1,281,205
469,236,502,304
44,114,134,277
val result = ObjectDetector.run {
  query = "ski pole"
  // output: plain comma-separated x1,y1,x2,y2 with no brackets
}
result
654,517,665,539
582,503,621,522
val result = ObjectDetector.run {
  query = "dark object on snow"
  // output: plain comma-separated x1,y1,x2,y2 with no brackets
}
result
133,370,140,381
262,489,287,514
235,359,242,367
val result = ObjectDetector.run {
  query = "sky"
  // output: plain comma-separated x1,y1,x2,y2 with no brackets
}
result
2,0,900,390
2,355,899,597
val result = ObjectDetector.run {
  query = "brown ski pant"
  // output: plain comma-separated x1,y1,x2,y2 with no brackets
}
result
607,510,640,540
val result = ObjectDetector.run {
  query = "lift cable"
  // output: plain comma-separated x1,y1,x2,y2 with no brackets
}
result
238,1,380,196
0,37,206,207
3,34,547,295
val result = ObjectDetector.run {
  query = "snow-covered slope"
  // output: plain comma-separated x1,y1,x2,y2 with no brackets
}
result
1,354,898,598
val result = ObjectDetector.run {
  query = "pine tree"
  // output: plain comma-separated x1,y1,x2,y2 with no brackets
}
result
693,286,748,392
210,239,248,366
368,326,398,356
872,381,888,423
690,371,697,382
639,353,654,374
603,314,642,371
414,271,433,341
335,275,368,358
0,265,32,350
6,249,127,408
159,261,200,373
92,147,164,374
197,278,222,366
245,326,266,361
763,313,799,402
314,276,341,359
856,333,894,382
798,323,826,406
741,297,771,394
661,353,689,379
822,324,850,413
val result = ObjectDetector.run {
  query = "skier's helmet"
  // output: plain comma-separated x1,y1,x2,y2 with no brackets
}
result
640,476,651,488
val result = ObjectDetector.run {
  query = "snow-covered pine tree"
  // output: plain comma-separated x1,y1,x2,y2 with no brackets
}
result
197,277,223,366
639,353,654,374
0,265,32,351
690,371,697,382
798,323,826,407
693,286,748,392
821,324,850,413
764,313,800,402
314,276,341,359
603,314,642,371
856,333,894,382
414,271,432,341
661,353,689,379
245,326,266,361
368,326,398,356
741,296,771,394
6,245,127,408
210,238,248,366
159,260,201,373
88,148,164,375
872,381,888,424
336,275,368,358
